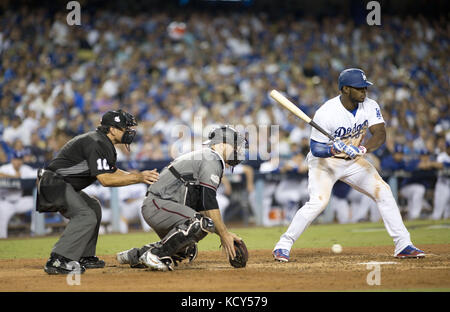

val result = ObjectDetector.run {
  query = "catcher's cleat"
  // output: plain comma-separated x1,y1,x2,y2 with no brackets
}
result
139,249,174,271
116,248,147,268
395,245,425,259
273,249,290,262
44,253,85,275
80,256,105,269
116,248,133,264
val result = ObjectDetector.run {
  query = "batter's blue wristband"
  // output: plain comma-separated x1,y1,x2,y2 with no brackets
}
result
310,139,334,158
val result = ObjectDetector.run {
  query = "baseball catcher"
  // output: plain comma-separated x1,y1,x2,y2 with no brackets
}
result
117,125,248,271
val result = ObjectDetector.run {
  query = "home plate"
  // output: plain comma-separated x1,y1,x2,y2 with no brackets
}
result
358,261,398,265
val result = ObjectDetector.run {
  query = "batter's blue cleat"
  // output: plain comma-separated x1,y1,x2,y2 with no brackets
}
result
273,249,290,262
395,245,425,259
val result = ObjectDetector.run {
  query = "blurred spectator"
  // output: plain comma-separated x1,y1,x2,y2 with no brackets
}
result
0,141,9,163
26,132,48,164
0,151,37,238
1,8,447,165
258,155,282,226
218,163,256,224
2,116,24,145
431,141,450,220
382,145,434,220
274,148,309,224
217,174,232,219
83,183,151,234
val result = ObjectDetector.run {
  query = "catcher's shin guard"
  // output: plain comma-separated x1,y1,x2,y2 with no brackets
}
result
153,214,214,259
172,243,198,266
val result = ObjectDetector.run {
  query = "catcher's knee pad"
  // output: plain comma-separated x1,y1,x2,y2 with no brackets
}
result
152,214,214,258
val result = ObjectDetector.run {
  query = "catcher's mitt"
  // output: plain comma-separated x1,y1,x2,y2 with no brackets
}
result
229,240,248,268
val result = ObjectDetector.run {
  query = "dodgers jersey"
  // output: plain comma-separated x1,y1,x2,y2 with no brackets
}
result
310,95,385,157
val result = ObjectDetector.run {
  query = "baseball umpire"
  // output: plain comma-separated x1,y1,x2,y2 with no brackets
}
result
37,109,159,275
116,125,247,271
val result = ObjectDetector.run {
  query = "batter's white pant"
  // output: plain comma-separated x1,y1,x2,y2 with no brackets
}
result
274,155,413,256
400,184,426,220
0,197,35,238
432,179,450,220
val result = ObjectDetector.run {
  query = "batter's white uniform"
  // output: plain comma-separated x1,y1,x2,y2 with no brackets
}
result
274,95,413,255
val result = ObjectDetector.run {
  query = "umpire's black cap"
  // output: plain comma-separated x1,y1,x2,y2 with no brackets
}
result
101,110,137,129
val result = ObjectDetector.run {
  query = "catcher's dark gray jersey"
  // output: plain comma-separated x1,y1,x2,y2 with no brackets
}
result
147,148,225,208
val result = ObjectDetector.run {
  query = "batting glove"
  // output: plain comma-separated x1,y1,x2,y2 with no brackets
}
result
330,139,346,155
346,145,367,158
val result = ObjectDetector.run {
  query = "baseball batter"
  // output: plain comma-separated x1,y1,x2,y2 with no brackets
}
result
273,68,426,261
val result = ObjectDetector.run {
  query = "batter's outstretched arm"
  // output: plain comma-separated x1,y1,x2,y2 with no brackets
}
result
364,123,386,153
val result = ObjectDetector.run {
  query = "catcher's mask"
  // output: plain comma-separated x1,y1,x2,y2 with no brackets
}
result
101,109,137,150
203,125,248,168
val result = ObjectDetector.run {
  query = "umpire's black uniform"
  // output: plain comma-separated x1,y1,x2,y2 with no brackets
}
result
37,110,136,274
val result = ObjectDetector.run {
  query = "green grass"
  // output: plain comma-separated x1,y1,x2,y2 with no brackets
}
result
0,219,448,260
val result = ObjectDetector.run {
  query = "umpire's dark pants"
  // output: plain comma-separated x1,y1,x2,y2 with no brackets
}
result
51,184,102,261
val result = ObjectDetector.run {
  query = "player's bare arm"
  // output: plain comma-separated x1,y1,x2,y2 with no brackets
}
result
97,168,159,187
202,208,238,259
364,123,386,153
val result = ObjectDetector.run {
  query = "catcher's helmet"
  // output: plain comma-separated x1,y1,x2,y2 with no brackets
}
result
203,125,248,167
338,68,373,90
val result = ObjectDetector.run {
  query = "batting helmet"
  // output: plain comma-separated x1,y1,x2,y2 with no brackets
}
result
338,68,373,90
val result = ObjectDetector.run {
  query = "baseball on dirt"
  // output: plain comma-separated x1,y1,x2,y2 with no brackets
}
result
331,244,343,254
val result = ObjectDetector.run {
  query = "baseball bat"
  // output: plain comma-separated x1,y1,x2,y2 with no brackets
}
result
269,89,336,142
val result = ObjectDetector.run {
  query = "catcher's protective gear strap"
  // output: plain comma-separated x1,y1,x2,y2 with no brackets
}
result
168,165,197,186
152,214,214,258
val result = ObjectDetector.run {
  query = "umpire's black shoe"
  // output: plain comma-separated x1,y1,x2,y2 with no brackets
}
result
79,256,105,269
44,253,86,275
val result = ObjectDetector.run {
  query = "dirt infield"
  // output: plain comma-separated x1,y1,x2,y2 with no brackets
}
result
0,244,449,292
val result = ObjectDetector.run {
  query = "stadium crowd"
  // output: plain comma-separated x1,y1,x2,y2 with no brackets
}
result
0,6,449,236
